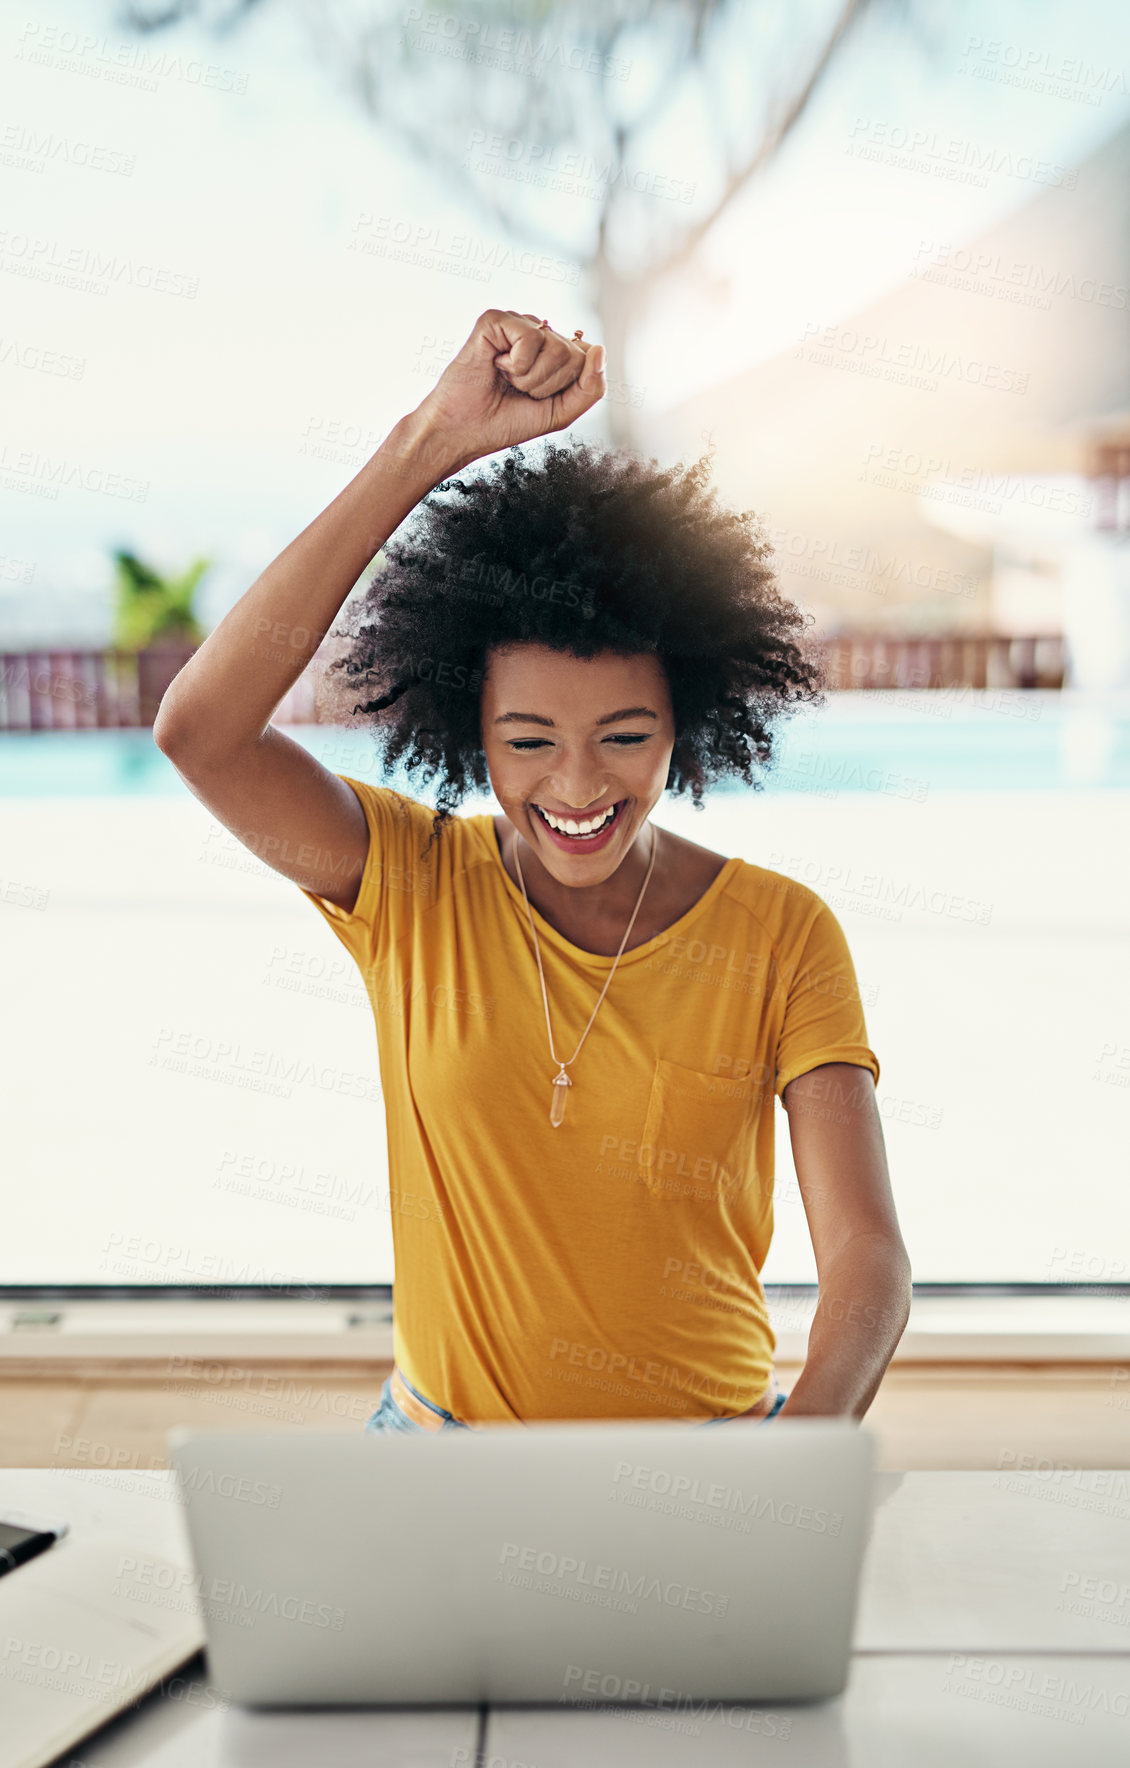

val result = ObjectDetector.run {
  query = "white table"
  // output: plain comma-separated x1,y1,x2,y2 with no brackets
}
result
2,1468,1127,1766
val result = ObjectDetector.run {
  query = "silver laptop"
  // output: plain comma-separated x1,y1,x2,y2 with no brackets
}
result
167,1420,876,1708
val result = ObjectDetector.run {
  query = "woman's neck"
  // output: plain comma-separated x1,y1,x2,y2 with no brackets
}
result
494,817,663,953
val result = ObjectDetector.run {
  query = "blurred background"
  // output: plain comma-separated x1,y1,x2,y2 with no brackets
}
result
2,0,1129,1313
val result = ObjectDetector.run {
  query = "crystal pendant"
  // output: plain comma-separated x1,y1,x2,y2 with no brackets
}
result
550,1067,573,1128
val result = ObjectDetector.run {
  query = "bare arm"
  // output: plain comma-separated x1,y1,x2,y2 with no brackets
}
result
153,310,606,911
778,1062,912,1420
153,413,459,912
153,411,460,767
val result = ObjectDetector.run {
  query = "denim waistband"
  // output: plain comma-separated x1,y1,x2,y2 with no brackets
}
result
397,1367,464,1425
367,1368,789,1434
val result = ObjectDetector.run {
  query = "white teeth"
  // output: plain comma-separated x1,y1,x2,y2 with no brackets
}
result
536,803,617,837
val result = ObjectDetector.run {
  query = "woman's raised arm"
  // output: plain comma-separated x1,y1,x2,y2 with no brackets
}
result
151,310,604,909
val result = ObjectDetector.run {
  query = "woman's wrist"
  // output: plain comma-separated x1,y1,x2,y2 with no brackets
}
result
381,409,478,487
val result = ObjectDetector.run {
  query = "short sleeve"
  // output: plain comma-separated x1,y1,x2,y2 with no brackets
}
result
295,774,430,972
775,900,880,1102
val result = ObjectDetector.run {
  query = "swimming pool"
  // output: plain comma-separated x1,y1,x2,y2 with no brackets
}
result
1,691,1128,795
2,689,1130,802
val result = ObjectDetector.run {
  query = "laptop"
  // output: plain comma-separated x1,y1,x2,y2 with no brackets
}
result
167,1419,876,1707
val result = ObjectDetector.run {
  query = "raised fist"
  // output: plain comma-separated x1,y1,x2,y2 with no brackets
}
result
412,308,606,464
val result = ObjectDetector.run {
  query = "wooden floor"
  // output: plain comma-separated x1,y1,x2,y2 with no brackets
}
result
3,1361,1128,1470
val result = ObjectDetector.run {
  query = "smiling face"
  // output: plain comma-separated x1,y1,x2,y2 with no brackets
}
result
481,642,676,888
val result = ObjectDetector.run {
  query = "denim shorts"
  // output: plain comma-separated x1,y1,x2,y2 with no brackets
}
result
363,1370,789,1435
364,1370,470,1434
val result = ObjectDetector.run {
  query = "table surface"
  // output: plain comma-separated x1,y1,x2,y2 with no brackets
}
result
2,1467,1128,1766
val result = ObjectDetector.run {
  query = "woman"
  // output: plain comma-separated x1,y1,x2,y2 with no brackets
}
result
154,308,911,1435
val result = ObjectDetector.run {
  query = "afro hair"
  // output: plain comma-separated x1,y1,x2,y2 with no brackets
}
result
326,437,825,851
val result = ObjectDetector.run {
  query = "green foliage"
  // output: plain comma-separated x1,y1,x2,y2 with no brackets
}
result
112,549,210,650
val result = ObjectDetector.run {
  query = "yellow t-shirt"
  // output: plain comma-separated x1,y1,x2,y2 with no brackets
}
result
298,776,880,1424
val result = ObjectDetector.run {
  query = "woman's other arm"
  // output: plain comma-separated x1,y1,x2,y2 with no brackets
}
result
778,1062,912,1419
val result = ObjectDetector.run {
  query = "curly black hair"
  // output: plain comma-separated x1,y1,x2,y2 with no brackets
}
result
326,438,825,851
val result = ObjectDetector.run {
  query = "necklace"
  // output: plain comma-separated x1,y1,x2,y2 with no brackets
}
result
512,821,658,1128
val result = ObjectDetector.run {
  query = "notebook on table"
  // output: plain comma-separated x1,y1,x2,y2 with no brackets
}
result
0,1533,205,1768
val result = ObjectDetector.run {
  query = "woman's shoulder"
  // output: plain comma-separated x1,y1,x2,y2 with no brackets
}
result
712,841,841,941
328,778,495,902
339,776,486,844
648,827,828,957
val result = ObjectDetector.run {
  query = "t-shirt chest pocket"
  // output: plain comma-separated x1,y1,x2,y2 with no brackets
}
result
636,1058,761,1203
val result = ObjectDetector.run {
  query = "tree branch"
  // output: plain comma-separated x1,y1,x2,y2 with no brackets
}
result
631,0,874,290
